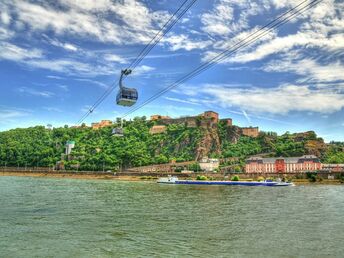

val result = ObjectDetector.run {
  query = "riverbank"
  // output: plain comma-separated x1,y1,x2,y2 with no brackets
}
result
1,171,342,184
0,171,141,181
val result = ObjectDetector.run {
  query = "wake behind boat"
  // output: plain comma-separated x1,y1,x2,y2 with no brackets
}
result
157,176,294,187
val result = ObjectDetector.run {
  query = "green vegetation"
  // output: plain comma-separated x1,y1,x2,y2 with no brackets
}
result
0,118,343,171
231,175,240,181
188,163,201,172
196,175,208,180
306,172,317,182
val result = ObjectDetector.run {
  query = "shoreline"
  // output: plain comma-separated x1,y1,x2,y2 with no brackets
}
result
0,171,141,181
0,171,342,185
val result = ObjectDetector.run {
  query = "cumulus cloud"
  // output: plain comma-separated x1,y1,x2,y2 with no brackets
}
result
7,0,168,45
200,0,343,68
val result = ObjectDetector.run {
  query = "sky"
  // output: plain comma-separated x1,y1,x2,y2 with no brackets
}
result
0,0,343,142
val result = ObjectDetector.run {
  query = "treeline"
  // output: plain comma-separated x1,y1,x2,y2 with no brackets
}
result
0,117,343,171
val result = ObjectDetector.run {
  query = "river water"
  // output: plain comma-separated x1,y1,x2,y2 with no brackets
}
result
0,176,343,258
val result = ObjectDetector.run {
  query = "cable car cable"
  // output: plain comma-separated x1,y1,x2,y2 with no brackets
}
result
126,0,198,71
120,0,322,119
76,0,197,125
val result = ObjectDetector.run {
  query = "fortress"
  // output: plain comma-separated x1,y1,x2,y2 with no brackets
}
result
149,111,259,137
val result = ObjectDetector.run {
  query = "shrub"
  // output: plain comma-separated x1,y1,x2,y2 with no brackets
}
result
231,175,240,181
308,174,317,182
188,163,201,172
196,175,208,180
174,167,182,172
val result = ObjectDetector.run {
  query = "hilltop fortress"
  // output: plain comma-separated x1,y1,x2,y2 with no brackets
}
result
149,111,259,137
85,110,259,139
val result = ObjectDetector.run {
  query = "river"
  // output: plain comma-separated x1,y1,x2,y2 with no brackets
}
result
0,176,343,257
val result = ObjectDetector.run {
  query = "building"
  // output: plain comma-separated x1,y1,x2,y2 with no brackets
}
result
220,118,233,126
245,155,322,173
203,111,219,123
150,115,171,120
91,120,113,129
242,127,259,137
322,164,344,172
199,157,219,172
149,125,167,134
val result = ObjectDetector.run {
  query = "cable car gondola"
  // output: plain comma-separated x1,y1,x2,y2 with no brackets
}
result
112,128,124,137
112,118,124,137
116,69,138,106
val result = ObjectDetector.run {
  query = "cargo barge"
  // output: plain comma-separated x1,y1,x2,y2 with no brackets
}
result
157,176,294,187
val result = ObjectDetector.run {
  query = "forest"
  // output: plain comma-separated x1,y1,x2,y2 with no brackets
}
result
0,116,343,171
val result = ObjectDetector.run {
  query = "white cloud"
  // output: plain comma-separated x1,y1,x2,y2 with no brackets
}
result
0,27,14,40
103,54,128,64
176,83,344,115
200,0,343,68
162,34,212,51
132,65,155,76
7,0,169,45
53,40,78,52
27,58,115,76
18,87,55,98
0,42,43,61
264,58,344,83
74,78,109,89
0,108,30,121
201,0,266,37
164,96,201,105
198,83,344,114
46,75,64,80
0,11,11,25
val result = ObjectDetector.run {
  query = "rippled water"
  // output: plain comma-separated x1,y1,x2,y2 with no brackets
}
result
0,176,343,257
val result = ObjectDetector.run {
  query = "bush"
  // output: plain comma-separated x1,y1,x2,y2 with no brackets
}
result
196,175,208,180
174,167,182,172
188,163,201,172
308,174,317,182
231,175,240,181
306,172,318,182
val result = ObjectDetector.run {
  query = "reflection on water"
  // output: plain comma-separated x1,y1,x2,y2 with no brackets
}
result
0,176,343,257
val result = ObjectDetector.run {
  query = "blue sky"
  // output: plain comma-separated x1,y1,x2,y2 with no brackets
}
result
0,0,343,142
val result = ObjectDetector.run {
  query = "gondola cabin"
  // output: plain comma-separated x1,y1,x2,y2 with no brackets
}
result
116,68,138,106
116,87,138,106
112,128,124,137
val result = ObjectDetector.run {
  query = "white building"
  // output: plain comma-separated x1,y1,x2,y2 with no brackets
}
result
199,157,219,172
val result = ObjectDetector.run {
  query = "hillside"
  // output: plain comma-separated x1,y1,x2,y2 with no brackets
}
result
0,116,343,171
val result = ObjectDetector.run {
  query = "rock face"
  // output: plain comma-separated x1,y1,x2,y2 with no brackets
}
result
196,126,221,161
